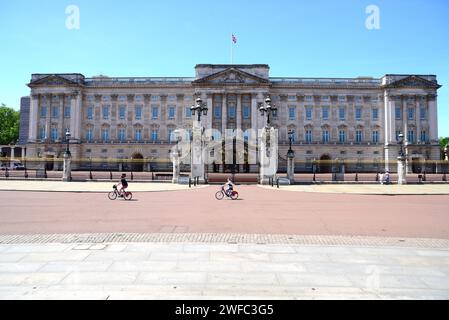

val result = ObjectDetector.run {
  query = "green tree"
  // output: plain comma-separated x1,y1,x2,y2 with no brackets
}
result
0,104,20,145
440,137,449,149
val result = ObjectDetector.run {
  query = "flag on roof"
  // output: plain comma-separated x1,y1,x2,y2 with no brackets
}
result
232,34,237,44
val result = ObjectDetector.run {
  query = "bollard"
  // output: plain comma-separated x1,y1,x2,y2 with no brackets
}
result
355,173,358,182
423,172,427,182
313,173,316,182
89,171,93,180
443,173,447,182
189,178,191,188
110,171,113,180
131,172,134,181
5,168,9,178
152,172,154,180
277,178,279,188
271,177,274,187
375,172,379,182
24,169,28,179
44,168,47,179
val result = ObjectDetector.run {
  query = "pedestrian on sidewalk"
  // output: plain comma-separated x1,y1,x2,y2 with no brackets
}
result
381,170,390,185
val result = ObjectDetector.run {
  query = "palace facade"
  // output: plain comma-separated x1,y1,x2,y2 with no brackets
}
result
21,64,441,173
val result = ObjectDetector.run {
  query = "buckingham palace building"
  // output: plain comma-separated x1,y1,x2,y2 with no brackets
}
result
20,64,442,174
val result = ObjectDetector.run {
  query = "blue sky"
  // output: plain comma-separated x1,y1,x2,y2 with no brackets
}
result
1,0,448,136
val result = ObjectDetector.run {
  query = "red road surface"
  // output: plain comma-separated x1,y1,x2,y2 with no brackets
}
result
1,186,449,238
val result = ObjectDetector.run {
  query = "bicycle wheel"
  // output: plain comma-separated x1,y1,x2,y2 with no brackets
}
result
124,192,133,201
215,191,224,200
108,191,117,200
230,191,239,200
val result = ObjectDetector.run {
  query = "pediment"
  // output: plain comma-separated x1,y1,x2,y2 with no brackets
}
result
29,75,81,87
193,68,269,85
384,75,441,89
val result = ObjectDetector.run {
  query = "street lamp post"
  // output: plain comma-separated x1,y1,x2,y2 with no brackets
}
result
258,96,278,185
62,130,72,182
258,97,277,128
190,97,208,122
190,97,208,184
397,133,407,185
286,129,295,184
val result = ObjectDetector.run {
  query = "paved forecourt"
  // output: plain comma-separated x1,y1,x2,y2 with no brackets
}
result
0,239,449,300
0,180,201,193
1,185,448,238
260,184,449,195
1,182,449,299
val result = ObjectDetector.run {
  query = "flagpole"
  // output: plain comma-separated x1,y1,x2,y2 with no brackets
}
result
231,33,233,64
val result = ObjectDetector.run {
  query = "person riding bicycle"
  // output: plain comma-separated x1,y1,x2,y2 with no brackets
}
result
117,173,128,196
224,177,234,197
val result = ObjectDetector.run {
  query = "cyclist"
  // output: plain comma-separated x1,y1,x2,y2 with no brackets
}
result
224,177,234,197
117,173,129,197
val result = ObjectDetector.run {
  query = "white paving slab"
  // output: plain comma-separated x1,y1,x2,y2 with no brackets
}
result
0,240,448,299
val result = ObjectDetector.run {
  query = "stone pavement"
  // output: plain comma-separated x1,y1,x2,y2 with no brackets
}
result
260,184,449,195
0,180,203,193
0,236,448,300
1,179,448,194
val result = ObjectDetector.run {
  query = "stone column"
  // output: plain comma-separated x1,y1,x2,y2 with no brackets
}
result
70,93,77,139
29,94,39,142
397,155,407,185
191,120,205,184
46,94,52,141
206,94,213,130
58,94,65,139
383,91,396,172
402,95,410,173
10,146,15,161
259,127,278,184
236,93,242,131
175,94,183,127
75,92,82,140
415,96,421,143
222,93,227,135
62,152,72,182
428,94,438,142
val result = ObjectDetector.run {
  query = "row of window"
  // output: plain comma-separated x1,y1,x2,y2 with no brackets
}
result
86,106,190,121
42,105,428,123
38,126,428,145
300,130,380,144
40,106,71,118
38,127,70,141
395,106,428,120
287,106,380,121
395,130,428,144
212,105,251,119
87,95,192,103
84,128,184,143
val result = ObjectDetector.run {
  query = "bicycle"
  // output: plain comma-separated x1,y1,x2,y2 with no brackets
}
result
215,186,239,200
108,184,133,201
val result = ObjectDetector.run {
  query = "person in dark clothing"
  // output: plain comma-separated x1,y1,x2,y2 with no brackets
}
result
117,173,128,196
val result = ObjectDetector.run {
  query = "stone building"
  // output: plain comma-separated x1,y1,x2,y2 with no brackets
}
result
21,64,441,173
